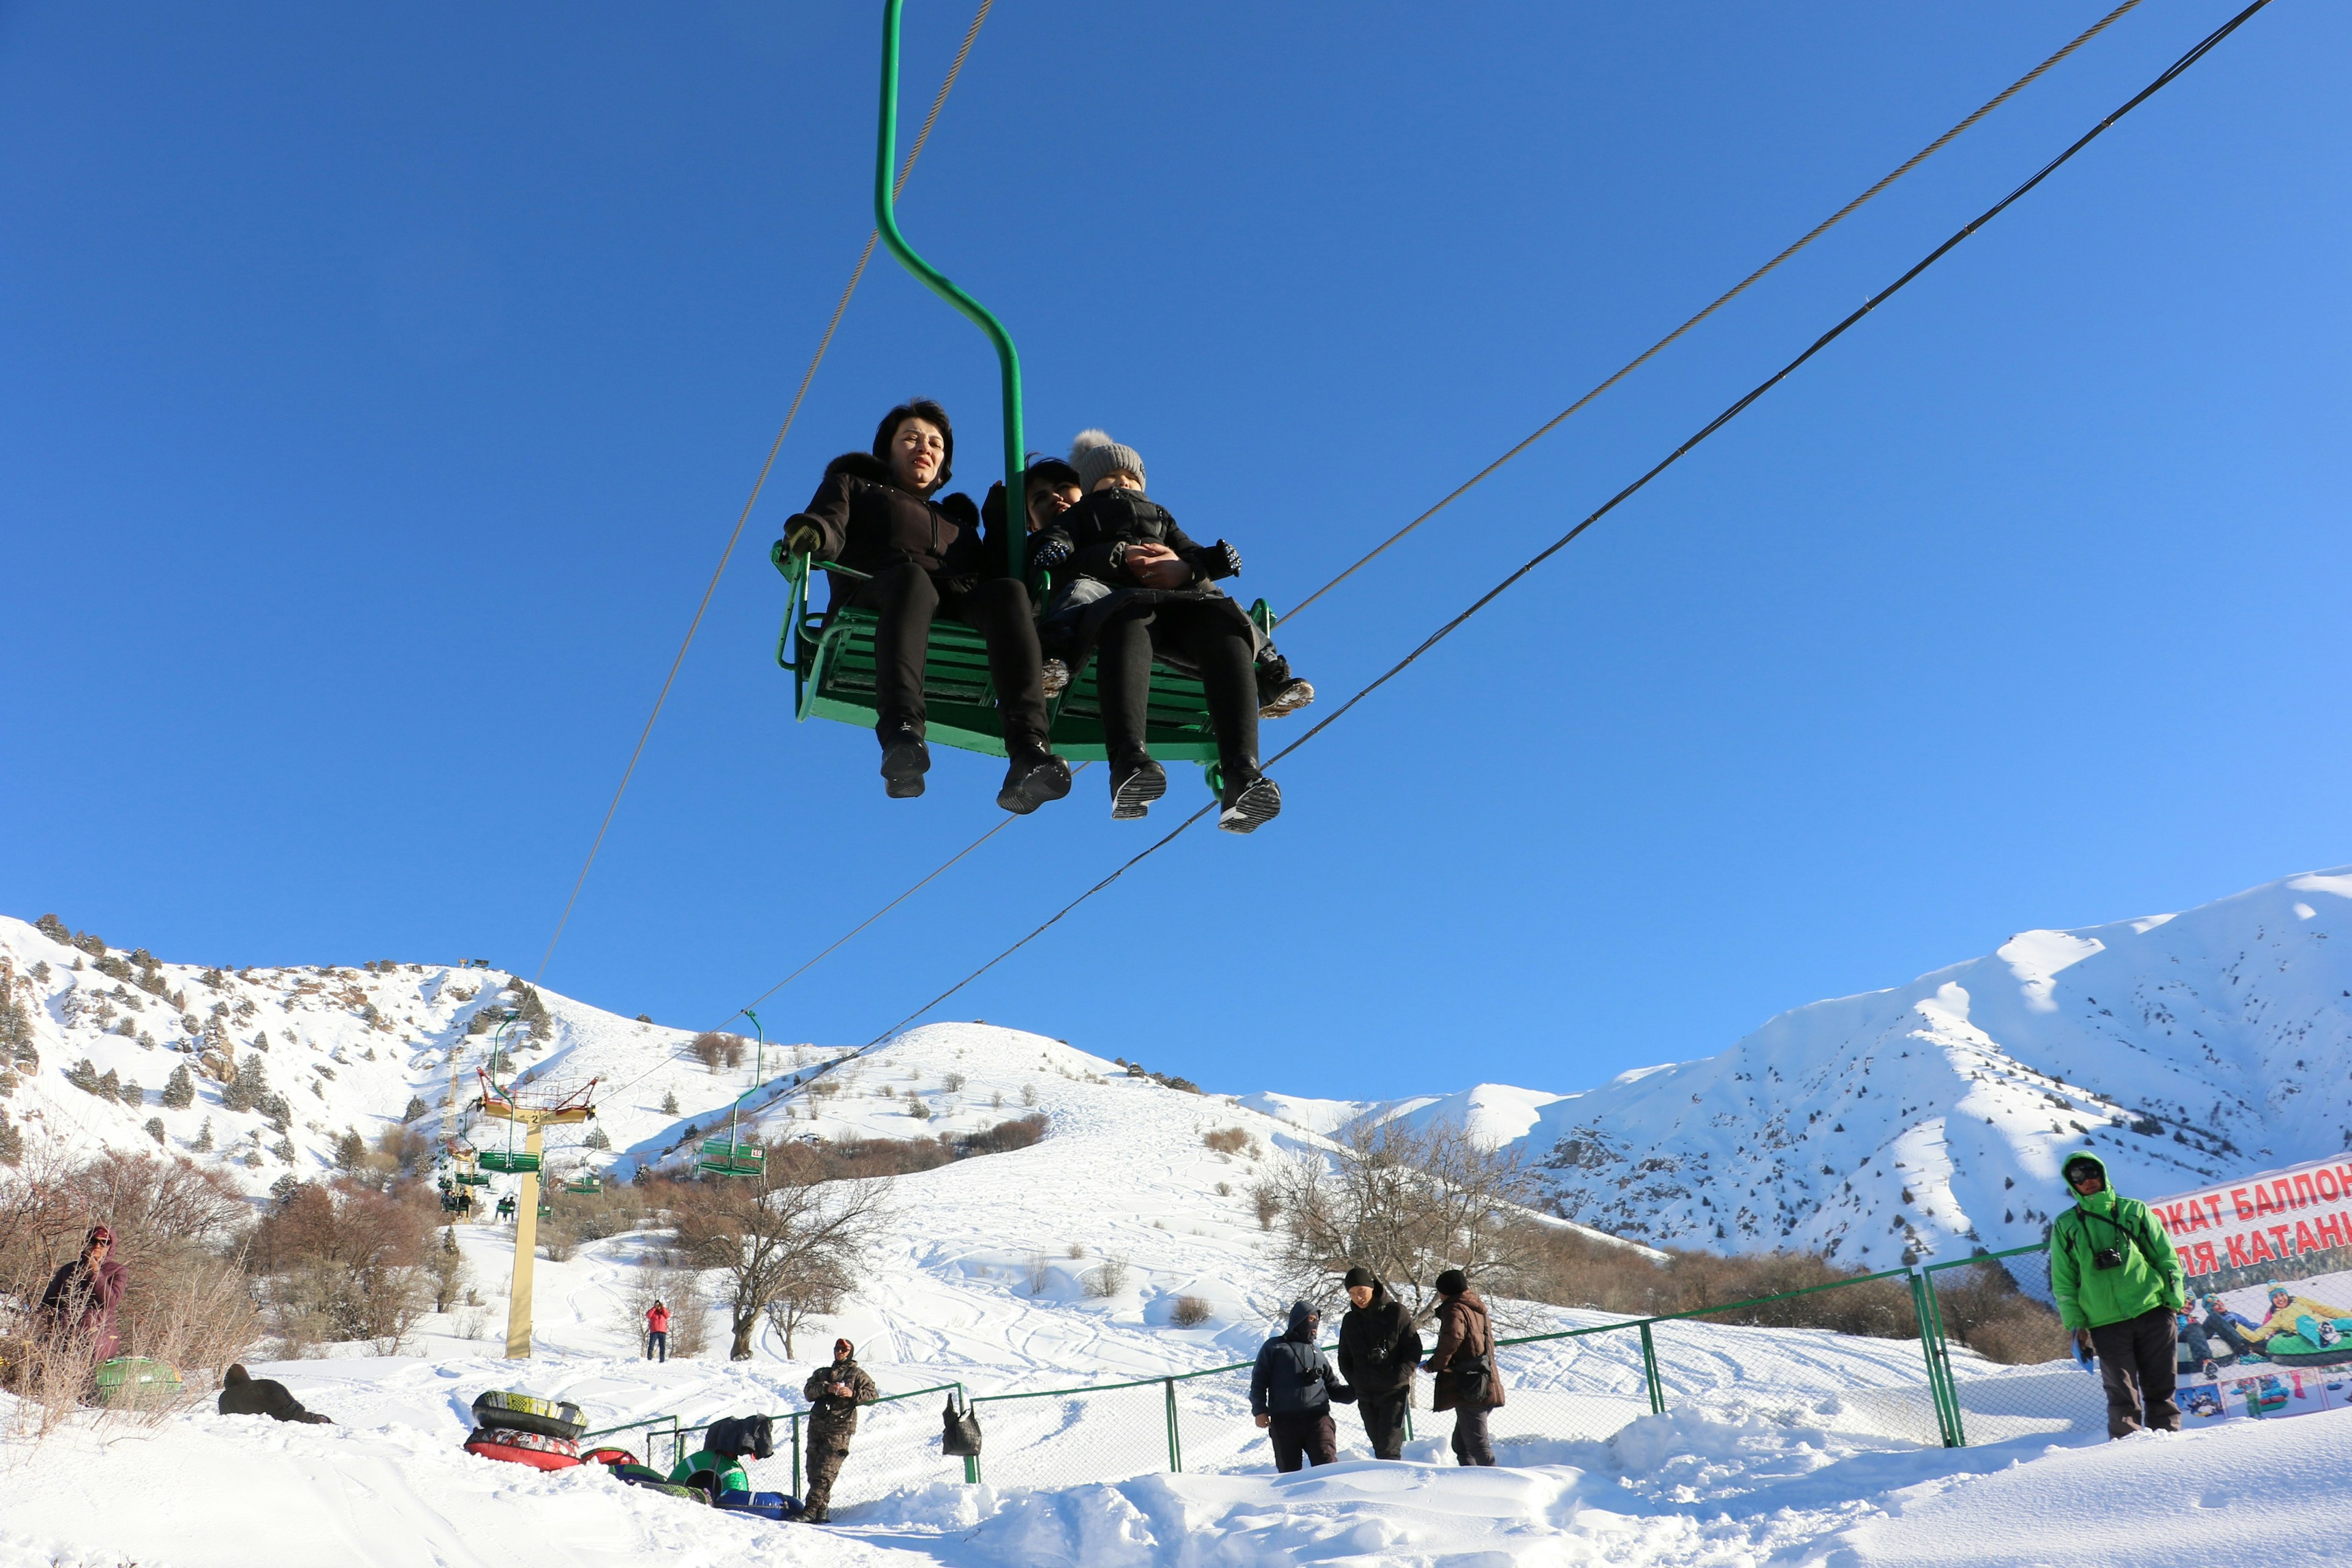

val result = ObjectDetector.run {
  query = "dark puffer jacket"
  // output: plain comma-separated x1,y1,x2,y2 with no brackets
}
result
1336,1280,1423,1397
784,453,986,602
1030,486,1255,678
37,1257,127,1361
1250,1303,1355,1418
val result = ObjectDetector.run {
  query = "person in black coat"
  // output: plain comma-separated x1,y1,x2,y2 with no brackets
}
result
217,1363,332,1424
780,400,1070,815
1248,1301,1354,1472
1335,1267,1422,1459
1031,430,1282,833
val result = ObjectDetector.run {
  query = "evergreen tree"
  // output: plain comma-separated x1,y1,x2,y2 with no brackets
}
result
191,1117,214,1152
584,1124,611,1150
403,1095,428,1122
162,1064,196,1109
331,1128,366,1172
662,1088,680,1115
66,1058,102,1095
144,1117,166,1145
118,1078,142,1107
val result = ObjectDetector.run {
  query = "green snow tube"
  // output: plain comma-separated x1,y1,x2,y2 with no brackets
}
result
92,1357,183,1408
2256,1332,2352,1368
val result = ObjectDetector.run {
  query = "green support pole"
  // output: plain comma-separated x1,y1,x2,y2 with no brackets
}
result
1164,1377,1183,1472
1911,1271,1967,1448
1638,1322,1667,1414
876,0,1027,578
792,1411,803,1498
961,1384,981,1484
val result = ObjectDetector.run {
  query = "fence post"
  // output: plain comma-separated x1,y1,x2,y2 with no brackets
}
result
1163,1378,1183,1473
1638,1322,1666,1414
791,1411,803,1498
960,1384,981,1485
1909,1270,1966,1448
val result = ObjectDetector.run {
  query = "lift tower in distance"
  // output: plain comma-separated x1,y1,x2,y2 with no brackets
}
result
475,1069,600,1359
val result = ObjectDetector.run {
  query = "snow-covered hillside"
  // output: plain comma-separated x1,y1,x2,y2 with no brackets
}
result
1251,867,2352,1266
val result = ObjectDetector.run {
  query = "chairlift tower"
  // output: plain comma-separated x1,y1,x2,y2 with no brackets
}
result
475,1067,599,1359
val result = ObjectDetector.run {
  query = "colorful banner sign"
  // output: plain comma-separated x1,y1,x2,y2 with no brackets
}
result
2146,1152,2352,1278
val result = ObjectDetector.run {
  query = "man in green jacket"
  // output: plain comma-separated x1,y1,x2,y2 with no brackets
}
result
2049,1152,2187,1438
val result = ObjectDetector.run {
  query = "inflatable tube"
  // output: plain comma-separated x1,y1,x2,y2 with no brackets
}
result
582,1446,640,1468
464,1428,581,1471
715,1490,800,1522
471,1390,587,1442
2257,1334,2352,1368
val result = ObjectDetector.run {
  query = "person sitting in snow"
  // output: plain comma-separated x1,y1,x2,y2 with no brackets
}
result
217,1363,332,1424
2244,1285,2352,1351
1030,430,1304,832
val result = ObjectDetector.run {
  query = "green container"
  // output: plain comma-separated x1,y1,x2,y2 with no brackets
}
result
92,1357,183,1408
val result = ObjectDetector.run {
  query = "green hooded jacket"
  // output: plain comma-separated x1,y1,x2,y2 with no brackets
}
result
2048,1153,2185,1330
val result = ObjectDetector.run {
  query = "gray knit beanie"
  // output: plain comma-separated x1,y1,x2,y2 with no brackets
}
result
1070,428,1145,493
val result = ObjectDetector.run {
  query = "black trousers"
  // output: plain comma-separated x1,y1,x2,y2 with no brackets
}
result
2089,1305,2180,1438
644,1330,666,1361
1356,1390,1409,1459
1267,1411,1337,1472
1450,1404,1495,1466
845,564,1049,748
1095,601,1257,777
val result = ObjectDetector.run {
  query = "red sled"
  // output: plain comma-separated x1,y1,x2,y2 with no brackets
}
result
465,1427,581,1471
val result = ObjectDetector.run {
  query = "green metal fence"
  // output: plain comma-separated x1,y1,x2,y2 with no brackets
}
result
576,1246,2109,1512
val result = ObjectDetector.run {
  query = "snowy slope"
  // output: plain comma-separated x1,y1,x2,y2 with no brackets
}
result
0,913,843,1197
1250,867,2352,1266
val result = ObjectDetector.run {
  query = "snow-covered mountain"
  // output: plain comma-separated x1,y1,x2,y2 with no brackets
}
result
1251,867,2352,1267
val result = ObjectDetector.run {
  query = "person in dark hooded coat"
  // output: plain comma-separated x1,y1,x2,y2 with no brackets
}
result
1249,1301,1354,1472
1030,430,1284,834
1336,1267,1422,1459
780,399,1069,815
217,1363,332,1424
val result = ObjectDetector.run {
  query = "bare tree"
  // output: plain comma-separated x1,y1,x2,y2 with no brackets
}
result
1259,1112,1548,1321
763,1256,851,1359
677,1167,892,1360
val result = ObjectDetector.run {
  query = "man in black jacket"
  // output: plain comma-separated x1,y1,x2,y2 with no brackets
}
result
1249,1301,1354,1472
781,400,1069,814
1336,1267,1422,1460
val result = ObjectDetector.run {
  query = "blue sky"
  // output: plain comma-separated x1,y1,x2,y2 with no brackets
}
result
5,2,2345,1102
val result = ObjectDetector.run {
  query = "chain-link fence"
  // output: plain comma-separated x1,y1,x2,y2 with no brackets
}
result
576,1246,2106,1510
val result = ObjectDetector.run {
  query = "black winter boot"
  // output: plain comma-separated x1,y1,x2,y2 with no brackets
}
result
997,742,1071,815
877,717,929,799
1217,770,1281,834
1108,756,1167,821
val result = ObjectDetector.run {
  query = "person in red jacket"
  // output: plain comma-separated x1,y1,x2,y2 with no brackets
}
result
644,1300,671,1362
38,1224,127,1363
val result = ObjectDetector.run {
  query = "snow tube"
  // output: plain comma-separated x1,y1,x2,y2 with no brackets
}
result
581,1446,639,1468
91,1357,183,1408
715,1489,800,1522
2255,1333,2352,1368
464,1427,581,1471
471,1390,587,1442
610,1463,707,1502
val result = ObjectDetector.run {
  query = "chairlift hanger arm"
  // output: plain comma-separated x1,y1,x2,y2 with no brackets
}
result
876,0,1025,579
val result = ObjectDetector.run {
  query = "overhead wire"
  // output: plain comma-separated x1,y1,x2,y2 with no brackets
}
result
850,0,2277,1048
534,0,998,986
1280,0,2146,620
658,1,2160,1063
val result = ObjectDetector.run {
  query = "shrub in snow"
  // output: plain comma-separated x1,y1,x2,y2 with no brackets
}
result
402,1095,427,1121
1170,1294,1212,1328
66,1058,103,1095
162,1065,195,1109
143,1117,165,1145
662,1088,680,1114
1082,1255,1131,1298
117,1079,141,1107
191,1118,213,1152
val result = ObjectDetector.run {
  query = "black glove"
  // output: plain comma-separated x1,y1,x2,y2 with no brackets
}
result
1200,539,1242,580
981,481,1007,533
783,521,823,556
1030,537,1072,573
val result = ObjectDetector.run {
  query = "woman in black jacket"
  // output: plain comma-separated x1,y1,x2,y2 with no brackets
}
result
1032,430,1281,832
782,401,1069,813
